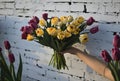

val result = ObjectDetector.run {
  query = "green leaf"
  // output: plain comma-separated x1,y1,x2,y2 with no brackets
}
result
0,52,14,81
60,24,66,31
11,63,17,81
16,54,23,81
50,37,58,50
79,23,87,32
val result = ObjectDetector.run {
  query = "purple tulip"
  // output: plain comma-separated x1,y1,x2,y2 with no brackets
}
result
4,41,11,50
112,48,120,61
8,53,15,63
101,50,112,62
21,26,33,34
90,26,99,34
28,19,35,24
30,23,37,30
42,13,48,20
86,17,95,25
33,16,39,24
113,34,120,48
28,16,39,25
21,32,27,39
20,26,24,32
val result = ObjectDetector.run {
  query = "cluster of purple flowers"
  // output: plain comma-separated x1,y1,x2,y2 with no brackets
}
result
20,13,48,40
101,34,120,62
0,41,23,81
0,41,15,63
101,34,120,81
20,16,39,39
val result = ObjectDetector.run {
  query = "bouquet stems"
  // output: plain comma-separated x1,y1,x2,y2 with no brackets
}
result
49,50,68,70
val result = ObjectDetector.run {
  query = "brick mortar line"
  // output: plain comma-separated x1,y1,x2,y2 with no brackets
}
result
0,1,15,3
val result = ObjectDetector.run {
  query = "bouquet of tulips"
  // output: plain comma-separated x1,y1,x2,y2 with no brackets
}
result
20,13,98,70
101,34,120,81
0,41,22,81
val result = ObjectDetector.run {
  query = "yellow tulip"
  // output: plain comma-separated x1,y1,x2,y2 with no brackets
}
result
57,31,65,40
60,16,68,24
79,34,88,44
73,28,80,35
39,18,47,27
64,31,72,38
35,28,44,36
77,16,84,24
72,20,80,27
67,25,76,33
46,27,57,36
56,29,61,34
27,34,34,41
57,21,63,27
51,17,59,26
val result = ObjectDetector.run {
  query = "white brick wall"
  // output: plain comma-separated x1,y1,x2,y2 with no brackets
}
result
0,0,120,81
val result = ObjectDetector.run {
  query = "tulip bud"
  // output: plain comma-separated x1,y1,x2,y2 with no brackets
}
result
42,13,48,21
101,50,112,62
90,26,99,34
28,16,39,25
8,53,15,63
112,48,120,61
33,16,39,24
113,34,120,48
21,32,27,39
68,15,73,22
86,17,95,25
4,41,11,50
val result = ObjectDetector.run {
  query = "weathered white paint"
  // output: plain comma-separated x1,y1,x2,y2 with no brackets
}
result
0,0,120,81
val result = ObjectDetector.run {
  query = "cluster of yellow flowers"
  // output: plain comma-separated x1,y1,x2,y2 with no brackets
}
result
27,15,86,41
21,14,97,70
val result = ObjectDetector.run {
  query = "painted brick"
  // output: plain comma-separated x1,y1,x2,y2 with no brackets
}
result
105,3,119,12
43,3,56,11
0,3,5,8
46,0,70,2
24,3,35,9
0,15,5,21
0,0,14,2
70,3,84,11
0,9,14,15
15,3,25,9
86,3,99,12
55,3,70,11
72,0,112,3
5,3,14,8
0,9,7,15
113,0,120,2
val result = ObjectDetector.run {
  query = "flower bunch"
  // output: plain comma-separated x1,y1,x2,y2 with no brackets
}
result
101,34,120,81
20,13,98,70
0,41,22,81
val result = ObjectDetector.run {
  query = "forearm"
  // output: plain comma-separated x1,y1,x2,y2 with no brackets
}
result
76,50,114,81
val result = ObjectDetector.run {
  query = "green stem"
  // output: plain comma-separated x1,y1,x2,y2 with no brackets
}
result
109,62,120,81
48,50,68,70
